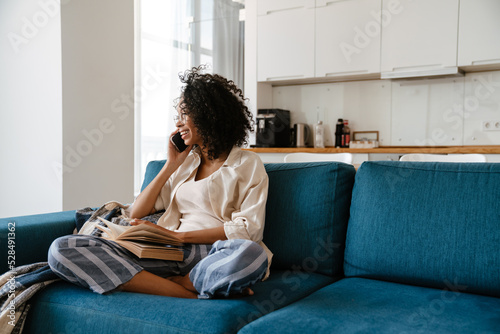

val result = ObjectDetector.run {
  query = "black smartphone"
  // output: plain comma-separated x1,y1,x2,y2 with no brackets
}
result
170,132,188,152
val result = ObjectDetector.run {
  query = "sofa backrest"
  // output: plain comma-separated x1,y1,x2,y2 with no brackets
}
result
344,161,500,297
141,160,167,192
142,160,356,277
263,162,355,277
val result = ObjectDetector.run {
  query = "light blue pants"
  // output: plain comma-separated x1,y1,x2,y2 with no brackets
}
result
48,235,268,299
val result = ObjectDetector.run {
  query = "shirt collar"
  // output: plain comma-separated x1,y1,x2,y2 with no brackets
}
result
223,146,241,167
191,145,241,167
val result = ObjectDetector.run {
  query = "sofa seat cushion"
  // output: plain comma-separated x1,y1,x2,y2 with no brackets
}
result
344,161,500,297
238,277,500,334
23,270,335,334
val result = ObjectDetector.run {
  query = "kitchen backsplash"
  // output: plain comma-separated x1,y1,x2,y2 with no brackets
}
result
270,70,500,147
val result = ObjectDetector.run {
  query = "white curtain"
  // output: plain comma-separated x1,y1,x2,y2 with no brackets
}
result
213,0,245,90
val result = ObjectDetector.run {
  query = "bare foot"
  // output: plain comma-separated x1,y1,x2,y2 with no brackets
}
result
168,276,255,298
227,287,254,298
120,271,197,299
243,287,254,296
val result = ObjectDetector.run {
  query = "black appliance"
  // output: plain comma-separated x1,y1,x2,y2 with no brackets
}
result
254,109,291,147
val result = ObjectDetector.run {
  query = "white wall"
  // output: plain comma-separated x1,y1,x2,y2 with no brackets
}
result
0,0,135,218
0,0,63,218
272,80,391,147
61,0,135,210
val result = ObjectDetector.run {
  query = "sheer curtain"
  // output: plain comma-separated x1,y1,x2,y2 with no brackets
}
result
212,0,245,90
135,0,245,195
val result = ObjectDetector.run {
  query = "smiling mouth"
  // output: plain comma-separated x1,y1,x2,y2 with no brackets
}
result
180,130,189,136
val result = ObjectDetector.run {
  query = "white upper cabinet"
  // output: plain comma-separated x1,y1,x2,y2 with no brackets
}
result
381,0,460,77
458,0,500,70
316,0,381,78
257,0,315,81
255,0,500,84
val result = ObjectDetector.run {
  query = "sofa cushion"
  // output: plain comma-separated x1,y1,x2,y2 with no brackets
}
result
141,160,167,192
263,162,355,276
238,277,500,334
141,160,356,277
344,161,500,297
23,269,335,334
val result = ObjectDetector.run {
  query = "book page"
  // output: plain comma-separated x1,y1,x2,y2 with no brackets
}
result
120,224,182,245
97,217,182,245
95,217,132,238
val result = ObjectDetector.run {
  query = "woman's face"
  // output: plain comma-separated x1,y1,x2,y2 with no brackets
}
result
175,104,202,147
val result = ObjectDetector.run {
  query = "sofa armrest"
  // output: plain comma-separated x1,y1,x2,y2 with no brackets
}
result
0,210,76,273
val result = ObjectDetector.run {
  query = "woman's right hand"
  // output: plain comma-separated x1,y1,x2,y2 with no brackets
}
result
130,130,191,219
166,130,192,170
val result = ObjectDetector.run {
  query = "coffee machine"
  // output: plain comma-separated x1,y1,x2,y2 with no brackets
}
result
254,109,290,147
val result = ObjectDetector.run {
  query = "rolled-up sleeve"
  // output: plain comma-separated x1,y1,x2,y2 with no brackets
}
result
154,181,171,212
223,168,269,242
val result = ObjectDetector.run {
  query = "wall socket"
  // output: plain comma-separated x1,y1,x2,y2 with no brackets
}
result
482,121,500,131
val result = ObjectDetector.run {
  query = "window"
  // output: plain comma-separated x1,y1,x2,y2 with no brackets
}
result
135,0,245,195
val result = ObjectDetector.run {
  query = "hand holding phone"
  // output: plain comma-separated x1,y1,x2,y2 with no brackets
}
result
170,131,188,152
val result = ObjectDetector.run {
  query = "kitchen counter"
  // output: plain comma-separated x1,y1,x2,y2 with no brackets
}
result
244,146,500,154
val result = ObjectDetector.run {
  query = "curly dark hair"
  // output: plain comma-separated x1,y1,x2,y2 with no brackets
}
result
176,65,254,160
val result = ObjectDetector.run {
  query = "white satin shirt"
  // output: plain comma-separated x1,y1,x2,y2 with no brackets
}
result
152,146,272,279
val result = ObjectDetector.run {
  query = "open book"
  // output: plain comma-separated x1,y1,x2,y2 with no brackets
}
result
95,217,184,261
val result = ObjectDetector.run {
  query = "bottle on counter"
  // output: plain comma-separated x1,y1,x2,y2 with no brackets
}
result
335,118,344,148
342,120,351,148
314,121,325,148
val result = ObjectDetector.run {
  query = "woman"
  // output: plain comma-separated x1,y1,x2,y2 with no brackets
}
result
48,66,272,299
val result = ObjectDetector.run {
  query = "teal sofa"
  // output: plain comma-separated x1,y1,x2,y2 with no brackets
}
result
1,161,499,333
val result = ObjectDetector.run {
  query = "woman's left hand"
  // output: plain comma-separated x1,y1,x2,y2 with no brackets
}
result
130,219,185,242
130,218,157,227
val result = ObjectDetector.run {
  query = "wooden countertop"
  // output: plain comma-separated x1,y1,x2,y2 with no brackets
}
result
244,146,500,154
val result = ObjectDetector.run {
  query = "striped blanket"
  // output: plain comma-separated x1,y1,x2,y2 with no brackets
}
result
0,263,59,334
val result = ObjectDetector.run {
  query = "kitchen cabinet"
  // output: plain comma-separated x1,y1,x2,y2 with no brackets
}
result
315,0,381,78
458,0,500,70
249,0,500,152
257,0,315,82
380,0,460,78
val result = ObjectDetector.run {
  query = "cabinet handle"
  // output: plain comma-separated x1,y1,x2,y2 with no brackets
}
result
266,75,305,81
259,0,314,15
391,64,444,72
316,0,345,7
471,59,500,66
324,70,369,77
260,6,302,15
381,66,462,79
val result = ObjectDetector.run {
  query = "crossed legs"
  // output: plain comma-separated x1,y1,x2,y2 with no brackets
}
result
48,236,267,299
